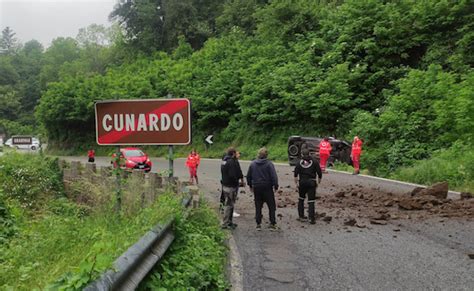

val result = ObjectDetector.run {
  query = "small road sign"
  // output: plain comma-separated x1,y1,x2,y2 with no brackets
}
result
205,135,213,144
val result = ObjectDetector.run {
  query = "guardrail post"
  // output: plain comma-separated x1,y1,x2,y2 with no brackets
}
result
188,186,200,208
63,168,72,181
148,173,162,200
132,170,146,207
70,161,81,179
58,159,67,170
85,163,96,181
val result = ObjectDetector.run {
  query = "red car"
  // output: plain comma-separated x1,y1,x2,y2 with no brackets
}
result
112,147,152,173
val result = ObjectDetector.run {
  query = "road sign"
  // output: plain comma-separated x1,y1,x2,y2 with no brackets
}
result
95,99,191,145
205,135,213,144
12,136,32,145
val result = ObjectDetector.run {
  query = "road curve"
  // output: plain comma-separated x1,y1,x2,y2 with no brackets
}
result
62,156,474,290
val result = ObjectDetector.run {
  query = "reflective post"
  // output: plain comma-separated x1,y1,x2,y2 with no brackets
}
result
168,145,173,178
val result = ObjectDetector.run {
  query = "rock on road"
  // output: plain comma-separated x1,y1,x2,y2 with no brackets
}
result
63,156,474,290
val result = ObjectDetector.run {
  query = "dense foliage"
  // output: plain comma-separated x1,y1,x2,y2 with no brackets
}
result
2,0,474,188
0,24,120,138
0,153,63,210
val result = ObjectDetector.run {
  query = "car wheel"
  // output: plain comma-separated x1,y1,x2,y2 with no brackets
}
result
288,144,299,156
31,146,36,150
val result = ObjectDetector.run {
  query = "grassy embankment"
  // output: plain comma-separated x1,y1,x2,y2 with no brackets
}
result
0,152,189,290
140,202,229,290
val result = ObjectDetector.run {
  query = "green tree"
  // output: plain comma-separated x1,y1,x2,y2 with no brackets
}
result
110,0,224,52
216,0,268,35
0,86,21,120
0,27,20,54
39,37,80,89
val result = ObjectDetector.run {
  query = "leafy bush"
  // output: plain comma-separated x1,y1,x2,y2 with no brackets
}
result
0,153,64,209
0,189,18,244
142,203,228,290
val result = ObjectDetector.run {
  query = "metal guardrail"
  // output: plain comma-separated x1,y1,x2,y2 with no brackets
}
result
84,189,194,291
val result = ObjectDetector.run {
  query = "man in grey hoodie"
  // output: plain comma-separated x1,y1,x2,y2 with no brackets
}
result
246,147,279,231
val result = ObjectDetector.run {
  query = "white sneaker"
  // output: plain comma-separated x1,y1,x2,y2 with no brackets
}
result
233,212,241,218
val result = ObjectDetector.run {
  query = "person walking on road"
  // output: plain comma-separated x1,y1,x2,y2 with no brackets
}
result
186,149,201,184
219,151,244,217
294,149,322,224
351,136,363,175
319,137,332,173
247,147,279,231
233,151,244,218
87,148,95,163
221,147,243,229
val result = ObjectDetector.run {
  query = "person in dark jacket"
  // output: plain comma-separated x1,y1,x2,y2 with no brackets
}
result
247,147,279,231
294,149,322,224
221,147,243,229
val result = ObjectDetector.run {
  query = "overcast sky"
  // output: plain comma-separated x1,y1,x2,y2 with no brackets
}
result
0,0,116,48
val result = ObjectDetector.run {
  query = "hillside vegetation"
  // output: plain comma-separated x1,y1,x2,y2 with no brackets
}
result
1,0,472,190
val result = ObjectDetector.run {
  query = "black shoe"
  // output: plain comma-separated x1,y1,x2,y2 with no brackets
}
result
229,223,238,229
297,216,308,222
310,220,316,225
268,224,280,231
256,224,262,231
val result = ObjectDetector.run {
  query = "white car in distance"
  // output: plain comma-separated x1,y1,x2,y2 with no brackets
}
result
5,137,41,150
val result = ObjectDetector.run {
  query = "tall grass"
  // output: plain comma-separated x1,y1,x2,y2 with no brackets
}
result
141,201,228,290
391,143,474,192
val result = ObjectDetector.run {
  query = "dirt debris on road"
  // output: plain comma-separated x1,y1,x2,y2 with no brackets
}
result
274,181,474,227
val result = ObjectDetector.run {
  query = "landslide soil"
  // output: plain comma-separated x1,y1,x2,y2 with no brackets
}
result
275,183,474,227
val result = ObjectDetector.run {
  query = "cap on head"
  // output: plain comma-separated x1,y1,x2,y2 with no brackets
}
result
258,147,268,159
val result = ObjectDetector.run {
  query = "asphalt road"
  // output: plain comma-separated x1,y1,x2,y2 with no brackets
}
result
63,156,474,290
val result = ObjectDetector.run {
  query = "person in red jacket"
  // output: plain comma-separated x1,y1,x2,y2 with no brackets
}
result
319,137,332,173
351,136,363,175
186,149,201,184
87,148,95,163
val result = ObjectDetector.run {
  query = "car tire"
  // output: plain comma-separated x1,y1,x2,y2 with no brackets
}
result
31,146,36,150
288,144,299,156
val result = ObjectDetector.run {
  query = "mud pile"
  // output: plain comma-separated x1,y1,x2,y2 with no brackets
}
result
275,182,474,225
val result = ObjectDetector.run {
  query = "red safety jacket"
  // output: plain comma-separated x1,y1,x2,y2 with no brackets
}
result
186,153,200,168
87,150,95,158
319,141,332,155
352,139,363,155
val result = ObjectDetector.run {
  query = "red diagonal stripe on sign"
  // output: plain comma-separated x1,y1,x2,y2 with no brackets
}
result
99,100,188,144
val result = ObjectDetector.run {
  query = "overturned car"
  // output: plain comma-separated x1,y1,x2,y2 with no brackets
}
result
288,136,352,166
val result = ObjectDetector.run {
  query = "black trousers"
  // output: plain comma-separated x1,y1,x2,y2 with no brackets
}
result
298,179,317,221
253,185,276,225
